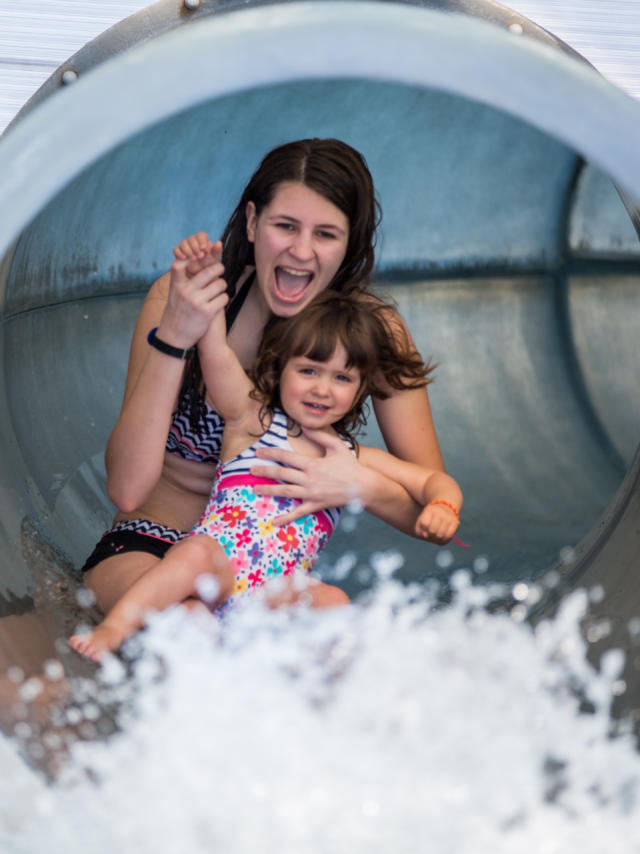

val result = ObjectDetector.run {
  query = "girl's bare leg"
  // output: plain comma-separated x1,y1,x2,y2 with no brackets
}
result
265,577,350,609
69,536,233,661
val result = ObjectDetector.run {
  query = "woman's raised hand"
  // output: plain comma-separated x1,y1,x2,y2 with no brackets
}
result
250,429,365,525
158,240,228,349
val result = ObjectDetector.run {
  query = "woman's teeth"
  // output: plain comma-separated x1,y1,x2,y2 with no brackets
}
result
275,267,313,299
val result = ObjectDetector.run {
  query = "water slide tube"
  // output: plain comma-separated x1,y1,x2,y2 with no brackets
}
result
1,0,639,728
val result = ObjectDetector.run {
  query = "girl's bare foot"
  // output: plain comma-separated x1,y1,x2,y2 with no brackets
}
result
68,621,126,662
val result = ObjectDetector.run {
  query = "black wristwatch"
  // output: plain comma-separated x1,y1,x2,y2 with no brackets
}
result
147,327,195,360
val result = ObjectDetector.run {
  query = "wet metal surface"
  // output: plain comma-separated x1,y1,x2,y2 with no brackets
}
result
0,0,639,724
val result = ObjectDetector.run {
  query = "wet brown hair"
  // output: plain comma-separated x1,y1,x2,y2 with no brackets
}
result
250,289,432,446
180,138,382,424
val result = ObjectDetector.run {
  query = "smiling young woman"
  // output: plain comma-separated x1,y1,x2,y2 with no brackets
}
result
246,181,350,316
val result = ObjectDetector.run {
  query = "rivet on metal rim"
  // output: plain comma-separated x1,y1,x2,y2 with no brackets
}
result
61,68,79,85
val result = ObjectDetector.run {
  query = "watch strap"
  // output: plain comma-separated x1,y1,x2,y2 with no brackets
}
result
147,327,195,360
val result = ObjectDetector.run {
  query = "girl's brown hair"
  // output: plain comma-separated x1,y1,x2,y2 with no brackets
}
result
250,290,432,446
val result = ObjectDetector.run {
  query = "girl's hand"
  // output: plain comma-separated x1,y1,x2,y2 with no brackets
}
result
415,502,460,543
250,429,364,525
158,250,228,349
173,231,216,260
173,233,221,278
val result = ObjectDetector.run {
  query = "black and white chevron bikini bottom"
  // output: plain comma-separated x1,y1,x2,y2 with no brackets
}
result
80,518,188,573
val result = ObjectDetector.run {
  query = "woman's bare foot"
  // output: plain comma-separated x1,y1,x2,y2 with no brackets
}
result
68,621,126,662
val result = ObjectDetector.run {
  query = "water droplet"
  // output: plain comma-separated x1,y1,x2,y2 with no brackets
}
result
195,573,220,603
526,585,543,606
512,582,529,602
7,666,24,684
450,569,471,590
83,702,101,722
329,552,357,581
76,587,96,608
13,722,32,740
42,732,63,750
559,546,575,566
19,677,43,702
510,604,528,623
544,570,561,589
370,550,404,579
340,514,358,533
586,620,611,644
43,659,64,681
435,549,453,569
473,555,489,574
65,707,83,725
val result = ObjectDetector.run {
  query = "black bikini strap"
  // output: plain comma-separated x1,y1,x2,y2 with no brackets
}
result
225,270,255,332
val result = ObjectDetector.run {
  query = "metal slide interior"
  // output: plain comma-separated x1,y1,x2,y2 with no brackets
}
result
0,0,639,725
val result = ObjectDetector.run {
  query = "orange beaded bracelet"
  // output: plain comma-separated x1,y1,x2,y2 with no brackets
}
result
427,499,460,519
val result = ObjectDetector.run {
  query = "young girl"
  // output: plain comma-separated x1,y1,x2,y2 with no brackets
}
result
70,289,462,661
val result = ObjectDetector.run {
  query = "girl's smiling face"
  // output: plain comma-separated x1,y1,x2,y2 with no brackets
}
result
278,342,362,431
246,181,350,318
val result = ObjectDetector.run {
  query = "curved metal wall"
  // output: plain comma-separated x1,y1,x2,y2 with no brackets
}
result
0,0,639,719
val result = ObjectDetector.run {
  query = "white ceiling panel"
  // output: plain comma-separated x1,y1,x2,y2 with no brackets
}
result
0,0,639,135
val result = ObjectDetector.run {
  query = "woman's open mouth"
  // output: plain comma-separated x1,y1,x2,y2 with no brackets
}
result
274,266,314,302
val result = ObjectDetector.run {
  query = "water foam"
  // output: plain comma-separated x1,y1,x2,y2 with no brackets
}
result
2,573,639,853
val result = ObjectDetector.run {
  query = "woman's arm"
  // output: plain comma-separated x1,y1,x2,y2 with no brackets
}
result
358,446,462,542
372,384,444,471
105,256,227,512
250,429,426,537
371,299,444,470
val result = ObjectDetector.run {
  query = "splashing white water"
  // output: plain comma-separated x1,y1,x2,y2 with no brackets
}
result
2,574,640,854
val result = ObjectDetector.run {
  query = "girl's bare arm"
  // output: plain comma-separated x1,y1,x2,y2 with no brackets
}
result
197,301,255,424
358,445,462,541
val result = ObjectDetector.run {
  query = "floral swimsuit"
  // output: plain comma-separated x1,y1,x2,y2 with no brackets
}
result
189,409,345,608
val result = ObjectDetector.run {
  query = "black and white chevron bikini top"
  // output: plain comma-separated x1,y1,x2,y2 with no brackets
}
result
165,270,254,465
166,392,225,464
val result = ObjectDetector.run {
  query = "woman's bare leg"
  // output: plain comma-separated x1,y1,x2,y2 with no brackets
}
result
70,536,233,661
84,551,164,614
